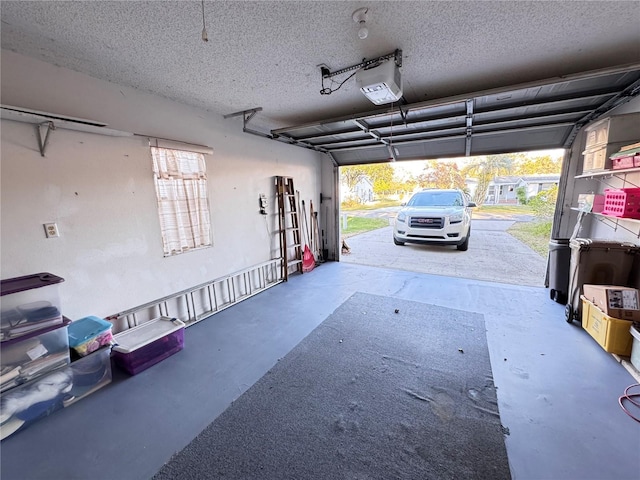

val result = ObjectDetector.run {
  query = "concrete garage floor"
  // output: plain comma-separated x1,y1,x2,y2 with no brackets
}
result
1,262,638,480
341,218,547,287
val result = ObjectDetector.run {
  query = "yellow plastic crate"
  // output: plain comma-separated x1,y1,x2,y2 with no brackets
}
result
581,296,633,356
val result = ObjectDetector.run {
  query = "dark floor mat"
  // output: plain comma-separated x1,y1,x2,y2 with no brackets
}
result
154,292,511,480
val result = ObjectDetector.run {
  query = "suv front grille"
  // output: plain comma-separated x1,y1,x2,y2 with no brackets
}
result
409,216,443,229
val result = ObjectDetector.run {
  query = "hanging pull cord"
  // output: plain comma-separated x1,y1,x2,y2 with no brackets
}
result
201,0,209,42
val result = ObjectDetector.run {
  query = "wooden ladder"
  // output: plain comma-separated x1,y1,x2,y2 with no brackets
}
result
275,176,303,280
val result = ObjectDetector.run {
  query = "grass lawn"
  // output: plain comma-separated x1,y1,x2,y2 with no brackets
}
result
341,216,390,237
476,204,534,215
341,198,403,211
508,220,552,257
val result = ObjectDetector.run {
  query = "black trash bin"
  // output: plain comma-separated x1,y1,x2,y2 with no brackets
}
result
548,238,571,304
565,238,640,323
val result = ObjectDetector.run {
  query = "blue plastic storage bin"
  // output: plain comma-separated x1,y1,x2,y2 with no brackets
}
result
68,316,113,357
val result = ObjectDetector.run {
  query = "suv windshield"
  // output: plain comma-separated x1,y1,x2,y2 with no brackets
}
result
407,191,464,207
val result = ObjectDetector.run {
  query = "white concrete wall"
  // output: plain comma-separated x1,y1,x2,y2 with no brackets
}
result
1,50,333,320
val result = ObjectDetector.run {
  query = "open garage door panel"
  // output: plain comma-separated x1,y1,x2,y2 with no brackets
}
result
272,65,640,165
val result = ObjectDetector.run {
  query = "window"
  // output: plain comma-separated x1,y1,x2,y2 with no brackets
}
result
151,147,212,256
409,191,463,207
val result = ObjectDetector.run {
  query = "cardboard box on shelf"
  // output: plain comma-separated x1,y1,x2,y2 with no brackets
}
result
582,285,640,322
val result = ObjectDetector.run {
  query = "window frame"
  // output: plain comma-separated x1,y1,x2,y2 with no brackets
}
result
150,146,213,257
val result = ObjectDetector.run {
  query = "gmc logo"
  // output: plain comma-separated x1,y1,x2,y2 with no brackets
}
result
417,218,434,224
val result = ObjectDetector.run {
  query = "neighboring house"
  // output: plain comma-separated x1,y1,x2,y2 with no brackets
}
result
342,175,374,203
490,174,560,204
521,174,560,199
487,176,522,204
465,174,560,204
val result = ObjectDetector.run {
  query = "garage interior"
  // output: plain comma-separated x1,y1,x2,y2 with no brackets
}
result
1,2,639,479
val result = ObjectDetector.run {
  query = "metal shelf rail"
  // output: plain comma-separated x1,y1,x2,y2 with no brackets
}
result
575,166,640,180
106,259,283,331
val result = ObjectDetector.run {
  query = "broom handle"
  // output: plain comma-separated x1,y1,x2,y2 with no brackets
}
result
301,198,312,247
310,201,320,258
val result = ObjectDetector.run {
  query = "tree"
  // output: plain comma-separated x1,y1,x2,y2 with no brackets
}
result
416,161,467,190
363,163,394,193
516,186,528,205
340,165,368,192
513,154,562,175
462,155,514,206
528,185,558,218
340,163,395,195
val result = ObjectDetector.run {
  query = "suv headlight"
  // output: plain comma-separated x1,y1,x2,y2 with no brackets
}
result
449,212,463,224
396,212,406,223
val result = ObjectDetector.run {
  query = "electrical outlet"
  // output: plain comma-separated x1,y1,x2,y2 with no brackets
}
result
259,194,268,215
44,223,60,238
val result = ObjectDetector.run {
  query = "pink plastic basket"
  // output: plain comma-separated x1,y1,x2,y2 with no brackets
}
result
602,188,640,219
611,156,635,170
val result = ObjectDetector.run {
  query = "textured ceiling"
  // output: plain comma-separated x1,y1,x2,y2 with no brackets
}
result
1,1,640,131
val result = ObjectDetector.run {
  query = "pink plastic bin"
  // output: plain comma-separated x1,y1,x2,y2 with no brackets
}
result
602,188,640,219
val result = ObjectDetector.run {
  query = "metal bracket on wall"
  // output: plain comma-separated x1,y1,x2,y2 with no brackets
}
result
223,107,271,138
225,106,333,158
1,105,133,157
591,213,640,238
37,121,55,157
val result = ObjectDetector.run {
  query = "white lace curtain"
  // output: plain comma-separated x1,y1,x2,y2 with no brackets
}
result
151,147,212,256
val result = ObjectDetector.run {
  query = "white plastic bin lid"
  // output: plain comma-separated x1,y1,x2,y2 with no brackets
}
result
631,324,640,341
112,317,185,353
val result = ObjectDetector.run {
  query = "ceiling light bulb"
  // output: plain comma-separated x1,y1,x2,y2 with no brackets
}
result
352,7,369,40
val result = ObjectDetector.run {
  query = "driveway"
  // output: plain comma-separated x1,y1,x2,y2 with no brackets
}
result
340,212,547,287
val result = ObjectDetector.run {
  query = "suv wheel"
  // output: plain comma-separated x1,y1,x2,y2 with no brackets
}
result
456,231,470,251
393,237,405,246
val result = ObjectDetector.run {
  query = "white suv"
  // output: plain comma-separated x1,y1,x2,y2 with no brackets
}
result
393,189,476,251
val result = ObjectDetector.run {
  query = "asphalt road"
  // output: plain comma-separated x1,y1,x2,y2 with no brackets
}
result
340,210,547,287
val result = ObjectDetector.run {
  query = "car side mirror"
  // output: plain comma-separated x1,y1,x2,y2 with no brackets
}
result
468,202,477,207
401,202,407,206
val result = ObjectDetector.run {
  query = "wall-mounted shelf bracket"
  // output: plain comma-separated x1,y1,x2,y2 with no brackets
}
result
1,104,133,157
223,107,263,126
37,121,55,157
224,107,335,157
570,207,640,237
224,107,276,141
592,213,640,238
593,176,638,190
